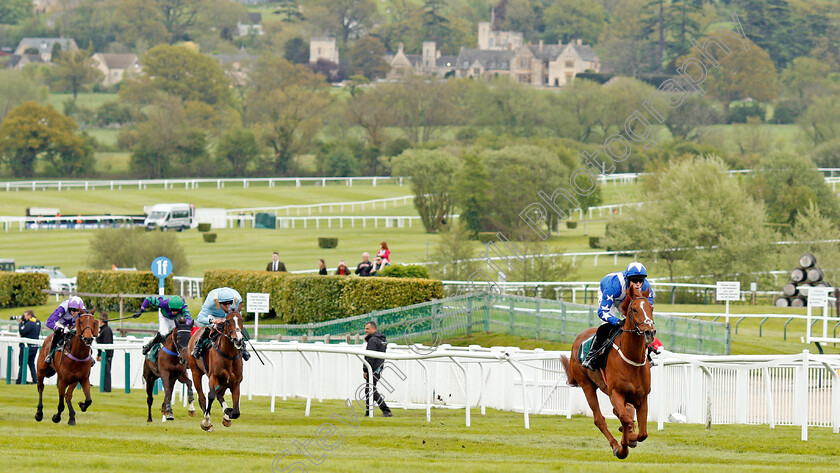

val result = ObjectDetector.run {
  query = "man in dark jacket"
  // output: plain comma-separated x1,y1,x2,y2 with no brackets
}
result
363,321,392,417
16,310,40,384
96,312,114,392
355,252,373,277
266,252,287,272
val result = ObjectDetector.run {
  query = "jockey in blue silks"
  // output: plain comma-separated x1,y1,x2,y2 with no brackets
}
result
191,287,249,361
581,262,661,370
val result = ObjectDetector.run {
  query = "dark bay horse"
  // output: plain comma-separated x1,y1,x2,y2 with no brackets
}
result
187,310,244,432
143,319,197,422
35,311,99,426
560,284,656,459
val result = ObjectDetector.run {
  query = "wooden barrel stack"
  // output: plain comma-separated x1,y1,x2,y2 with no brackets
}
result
775,253,832,307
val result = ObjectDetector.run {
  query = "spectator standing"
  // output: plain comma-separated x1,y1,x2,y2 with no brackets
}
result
355,252,373,277
16,310,40,384
96,312,114,392
266,252,287,272
335,261,350,275
363,321,392,417
377,242,390,264
318,259,328,275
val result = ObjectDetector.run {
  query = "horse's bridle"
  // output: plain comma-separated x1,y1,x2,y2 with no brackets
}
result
77,314,96,347
624,297,656,338
213,313,244,350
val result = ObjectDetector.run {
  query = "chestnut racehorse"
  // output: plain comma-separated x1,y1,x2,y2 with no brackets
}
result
143,319,197,422
35,311,99,426
560,284,656,459
187,309,244,432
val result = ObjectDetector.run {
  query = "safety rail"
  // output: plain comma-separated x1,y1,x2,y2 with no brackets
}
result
0,176,405,192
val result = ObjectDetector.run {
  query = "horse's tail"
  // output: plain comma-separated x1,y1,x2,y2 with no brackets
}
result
559,355,579,387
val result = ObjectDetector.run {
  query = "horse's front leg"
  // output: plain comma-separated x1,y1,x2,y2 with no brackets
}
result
78,377,92,412
178,370,196,416
160,371,173,421
580,381,620,454
202,375,216,432
608,390,633,459
216,385,233,427
635,395,649,444
52,380,67,424
231,383,241,420
65,381,77,426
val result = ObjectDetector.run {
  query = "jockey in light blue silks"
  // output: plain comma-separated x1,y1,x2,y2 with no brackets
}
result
191,287,249,361
581,262,661,370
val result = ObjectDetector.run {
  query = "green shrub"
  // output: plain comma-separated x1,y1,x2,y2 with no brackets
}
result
377,264,431,279
318,237,338,249
566,221,578,229
0,272,49,308
77,270,173,312
203,233,217,242
589,236,601,249
88,227,189,274
197,223,211,232
476,232,497,243
728,102,766,123
203,270,444,323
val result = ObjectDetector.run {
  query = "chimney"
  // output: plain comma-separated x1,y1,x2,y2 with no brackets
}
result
436,50,441,58
490,8,495,27
539,40,543,52
576,38,582,46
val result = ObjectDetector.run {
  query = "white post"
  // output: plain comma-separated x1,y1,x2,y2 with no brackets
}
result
725,300,729,324
254,312,260,341
801,350,809,441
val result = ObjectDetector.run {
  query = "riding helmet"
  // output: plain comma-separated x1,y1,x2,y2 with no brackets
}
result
168,296,184,311
625,262,647,280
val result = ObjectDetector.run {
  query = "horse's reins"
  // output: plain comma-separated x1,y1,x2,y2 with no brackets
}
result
59,316,96,365
209,317,243,361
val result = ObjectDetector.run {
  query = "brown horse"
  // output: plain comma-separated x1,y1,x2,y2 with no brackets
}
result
187,309,244,432
143,319,197,422
35,311,99,426
560,284,656,459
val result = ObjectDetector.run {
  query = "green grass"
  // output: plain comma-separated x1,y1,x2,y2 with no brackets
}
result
46,93,119,111
1,387,838,472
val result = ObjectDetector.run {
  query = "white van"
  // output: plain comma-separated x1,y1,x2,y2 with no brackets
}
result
144,203,195,231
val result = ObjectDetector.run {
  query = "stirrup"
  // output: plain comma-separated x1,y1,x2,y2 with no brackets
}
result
142,343,155,355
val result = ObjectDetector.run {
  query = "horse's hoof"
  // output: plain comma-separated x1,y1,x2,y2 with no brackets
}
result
614,446,629,460
167,415,174,421
35,412,43,422
188,408,196,417
629,440,638,448
231,411,240,420
201,423,213,432
224,407,233,416
68,418,76,426
78,402,88,412
52,414,61,423
147,418,153,423
222,414,231,427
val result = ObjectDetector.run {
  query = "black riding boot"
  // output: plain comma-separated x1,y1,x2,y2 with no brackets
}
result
581,335,602,371
142,332,164,355
191,328,210,358
240,346,250,361
44,330,63,365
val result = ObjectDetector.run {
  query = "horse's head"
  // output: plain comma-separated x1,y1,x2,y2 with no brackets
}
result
75,312,99,347
624,285,656,345
220,310,244,351
173,317,192,354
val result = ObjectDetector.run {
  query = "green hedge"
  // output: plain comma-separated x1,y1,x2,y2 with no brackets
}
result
377,264,431,279
203,270,444,323
318,237,338,248
0,272,49,308
77,270,174,312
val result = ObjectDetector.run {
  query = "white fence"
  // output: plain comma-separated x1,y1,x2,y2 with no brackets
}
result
227,195,414,218
2,334,837,438
0,176,405,192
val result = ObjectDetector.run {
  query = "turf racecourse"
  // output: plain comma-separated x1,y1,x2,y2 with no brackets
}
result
1,385,838,472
